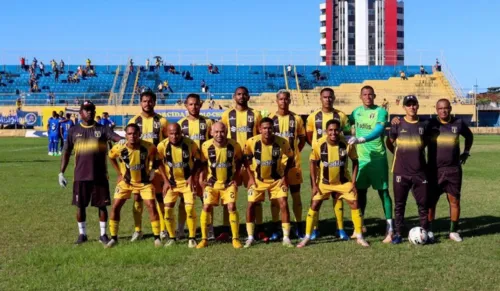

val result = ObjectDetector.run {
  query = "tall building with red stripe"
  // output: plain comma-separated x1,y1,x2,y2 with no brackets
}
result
320,0,404,66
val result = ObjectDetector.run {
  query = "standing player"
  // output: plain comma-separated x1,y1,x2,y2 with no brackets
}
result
59,113,75,148
177,93,214,240
58,101,124,244
99,112,115,129
157,123,201,248
426,99,473,242
297,119,369,248
220,86,263,241
305,88,350,240
243,118,295,248
268,90,306,239
386,95,430,244
196,122,243,249
47,111,60,156
348,86,393,242
58,111,65,154
106,123,166,248
128,88,169,241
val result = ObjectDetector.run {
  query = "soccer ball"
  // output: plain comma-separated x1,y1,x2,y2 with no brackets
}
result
408,227,428,245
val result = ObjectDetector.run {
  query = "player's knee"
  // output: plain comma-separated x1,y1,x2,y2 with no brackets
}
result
134,194,142,202
348,200,358,210
227,203,237,212
165,202,175,209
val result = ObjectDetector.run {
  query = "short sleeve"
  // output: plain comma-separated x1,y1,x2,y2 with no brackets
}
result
281,139,294,158
191,141,201,161
348,108,356,125
254,111,262,133
376,108,388,124
108,144,121,159
243,138,254,158
234,143,243,161
347,144,358,160
306,114,314,132
310,142,320,161
390,124,399,140
296,116,305,137
127,116,135,125
220,111,228,126
160,117,168,130
206,119,213,138
157,141,166,160
340,113,351,133
200,143,208,163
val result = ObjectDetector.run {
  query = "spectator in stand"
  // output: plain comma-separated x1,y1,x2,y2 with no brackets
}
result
32,57,38,68
60,59,65,72
88,68,96,77
86,58,91,69
163,80,173,93
16,98,22,110
287,64,292,76
185,71,191,80
73,73,80,83
435,58,442,72
157,83,164,93
213,66,220,74
46,94,51,105
77,66,83,77
201,79,207,92
208,97,215,109
67,73,73,83
312,69,321,81
129,59,134,72
50,92,55,105
20,57,26,71
382,98,389,110
155,58,161,71
169,64,176,74
145,59,150,71
29,77,35,92
51,59,57,72
420,65,426,77
400,71,408,80
208,63,213,73
39,61,45,75
54,68,60,82
74,97,80,105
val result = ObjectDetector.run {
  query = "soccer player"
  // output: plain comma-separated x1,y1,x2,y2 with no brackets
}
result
157,123,201,248
106,123,167,248
196,122,243,249
59,113,75,148
177,93,214,240
267,90,306,240
128,88,169,241
47,111,60,156
58,111,65,154
347,86,393,242
386,95,430,244
297,119,369,248
220,86,263,241
243,117,295,248
426,99,473,242
58,101,124,244
99,112,115,129
305,88,350,240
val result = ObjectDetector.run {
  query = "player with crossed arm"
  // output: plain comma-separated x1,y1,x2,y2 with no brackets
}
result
220,86,265,241
243,117,295,248
177,93,214,240
58,101,124,244
196,122,244,249
106,123,168,248
298,119,369,248
128,88,169,242
268,90,306,240
157,123,201,248
348,86,394,242
305,88,351,240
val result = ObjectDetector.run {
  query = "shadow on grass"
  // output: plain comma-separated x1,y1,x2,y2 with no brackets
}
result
0,159,52,163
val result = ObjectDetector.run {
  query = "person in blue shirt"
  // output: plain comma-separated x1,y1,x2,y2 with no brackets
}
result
99,112,115,129
59,113,75,148
47,111,60,156
58,111,66,153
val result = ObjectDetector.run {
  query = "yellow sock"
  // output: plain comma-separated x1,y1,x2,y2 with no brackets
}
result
246,222,255,238
156,199,166,232
151,220,160,236
334,199,344,230
305,209,318,236
282,223,291,238
200,210,210,240
271,200,280,222
178,200,187,228
109,219,119,237
133,200,143,232
229,211,239,239
185,204,197,238
351,209,363,235
291,192,303,222
223,206,229,227
313,212,319,230
164,207,176,238
255,203,263,225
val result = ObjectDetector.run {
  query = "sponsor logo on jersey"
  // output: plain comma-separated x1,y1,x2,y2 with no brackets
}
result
130,164,144,171
142,132,158,139
261,160,274,166
317,129,322,135
182,151,189,159
339,149,347,157
322,160,345,167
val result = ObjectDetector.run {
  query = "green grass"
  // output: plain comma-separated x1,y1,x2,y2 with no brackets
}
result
1,136,500,290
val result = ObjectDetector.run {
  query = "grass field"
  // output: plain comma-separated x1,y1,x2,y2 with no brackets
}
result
1,136,500,290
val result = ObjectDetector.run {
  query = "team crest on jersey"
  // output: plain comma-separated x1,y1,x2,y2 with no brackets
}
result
200,123,207,130
272,149,281,157
418,127,424,135
182,151,189,159
290,120,295,127
396,176,401,183
228,150,233,158
94,131,101,138
370,113,375,119
153,121,160,129
317,129,322,135
451,126,457,133
339,149,347,157
248,116,254,123
140,152,147,160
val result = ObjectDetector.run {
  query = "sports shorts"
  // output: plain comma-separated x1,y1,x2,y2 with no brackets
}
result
164,184,195,205
314,182,356,201
356,158,389,190
203,184,238,205
429,166,462,199
72,180,111,208
248,179,288,202
114,180,154,200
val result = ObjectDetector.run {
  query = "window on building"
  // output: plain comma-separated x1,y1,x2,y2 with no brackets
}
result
369,33,375,38
348,33,355,38
369,21,375,26
321,33,326,38
321,21,326,26
397,43,404,49
348,44,355,51
321,45,326,50
368,9,375,15
397,7,404,14
322,56,326,62
397,19,404,25
397,31,404,38
349,21,354,27
369,45,375,50
321,9,326,15
397,55,404,61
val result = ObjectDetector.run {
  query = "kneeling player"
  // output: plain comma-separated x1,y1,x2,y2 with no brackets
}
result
106,124,165,248
298,119,369,248
243,118,295,248
196,122,243,249
157,123,201,248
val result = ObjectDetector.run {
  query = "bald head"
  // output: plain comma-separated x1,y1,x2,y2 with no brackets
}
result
167,123,182,144
211,121,228,145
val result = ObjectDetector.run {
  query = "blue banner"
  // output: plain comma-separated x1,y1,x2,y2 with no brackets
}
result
0,110,38,127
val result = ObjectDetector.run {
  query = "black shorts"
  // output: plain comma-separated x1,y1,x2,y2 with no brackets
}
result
72,180,111,208
393,173,428,207
430,167,462,199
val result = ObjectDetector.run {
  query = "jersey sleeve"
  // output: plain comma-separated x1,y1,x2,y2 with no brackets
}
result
309,142,320,161
281,139,294,158
108,144,121,159
254,111,262,134
157,141,166,160
104,126,121,142
347,144,358,160
234,142,243,161
243,138,254,158
191,141,201,162
376,107,388,125
220,111,228,126
296,116,306,137
127,116,136,125
200,143,208,163
206,119,213,139
340,112,351,133
306,114,314,133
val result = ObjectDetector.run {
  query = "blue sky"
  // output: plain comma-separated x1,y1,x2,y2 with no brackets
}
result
0,0,497,91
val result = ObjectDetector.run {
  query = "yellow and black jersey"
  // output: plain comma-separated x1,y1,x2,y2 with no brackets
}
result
220,108,262,148
268,111,305,169
389,118,429,175
128,113,168,146
201,138,242,188
310,136,358,185
306,108,350,144
177,115,213,148
157,137,200,187
108,141,156,184
244,135,294,183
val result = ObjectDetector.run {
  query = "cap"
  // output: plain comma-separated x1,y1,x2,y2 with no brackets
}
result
403,95,419,106
80,100,96,111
